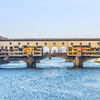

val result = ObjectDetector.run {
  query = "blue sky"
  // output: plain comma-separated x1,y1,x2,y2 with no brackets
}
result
0,0,100,38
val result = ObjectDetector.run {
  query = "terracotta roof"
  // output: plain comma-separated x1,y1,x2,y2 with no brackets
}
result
0,36,8,39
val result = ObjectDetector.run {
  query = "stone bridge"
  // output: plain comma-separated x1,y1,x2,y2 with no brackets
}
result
1,54,100,68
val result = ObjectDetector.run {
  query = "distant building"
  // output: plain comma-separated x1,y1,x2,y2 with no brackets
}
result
0,36,8,39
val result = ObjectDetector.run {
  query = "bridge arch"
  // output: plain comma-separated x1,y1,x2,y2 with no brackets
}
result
60,47,67,53
43,47,50,54
51,46,58,54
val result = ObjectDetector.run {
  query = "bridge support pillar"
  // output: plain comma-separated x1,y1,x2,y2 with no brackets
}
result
36,59,40,63
65,59,70,62
74,57,83,67
48,57,51,59
27,56,36,68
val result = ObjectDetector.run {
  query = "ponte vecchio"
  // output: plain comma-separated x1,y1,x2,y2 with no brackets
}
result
0,38,100,68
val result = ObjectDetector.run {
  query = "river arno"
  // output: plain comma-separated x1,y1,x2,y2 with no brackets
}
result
0,58,100,100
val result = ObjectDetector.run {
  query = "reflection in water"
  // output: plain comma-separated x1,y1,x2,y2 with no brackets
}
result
0,57,100,100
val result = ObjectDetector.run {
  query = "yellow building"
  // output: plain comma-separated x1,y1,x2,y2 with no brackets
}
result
95,58,100,63
27,46,34,57
67,46,77,56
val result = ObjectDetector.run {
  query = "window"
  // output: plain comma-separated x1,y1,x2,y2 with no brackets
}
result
80,43,82,45
93,53,97,55
36,43,38,45
27,43,29,45
10,46,13,49
19,49,23,51
86,49,90,51
14,46,19,48
95,48,99,51
35,52,41,54
14,49,18,51
86,46,90,48
82,49,85,51
18,42,20,45
10,53,13,55
53,42,56,45
68,47,72,49
19,53,23,55
6,53,8,55
73,46,76,47
74,49,77,51
34,47,37,50
69,49,72,51
10,42,12,45
24,46,27,48
62,42,64,45
71,43,73,45
91,49,94,51
98,42,100,45
5,46,7,50
82,46,85,48
73,52,77,54
45,43,47,45
82,52,85,54
15,53,18,55
89,43,91,45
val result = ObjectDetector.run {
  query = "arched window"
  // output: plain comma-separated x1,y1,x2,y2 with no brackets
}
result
43,47,49,54
51,47,58,54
